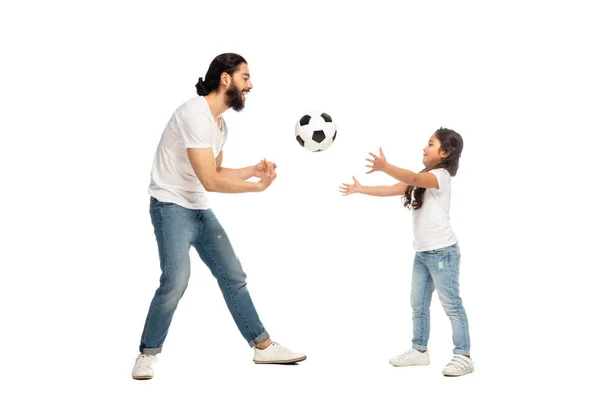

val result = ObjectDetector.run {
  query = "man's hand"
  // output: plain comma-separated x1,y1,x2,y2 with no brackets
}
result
254,158,278,178
257,165,277,191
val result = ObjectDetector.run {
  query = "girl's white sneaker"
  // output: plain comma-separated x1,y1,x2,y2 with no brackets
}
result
442,354,474,376
389,348,430,366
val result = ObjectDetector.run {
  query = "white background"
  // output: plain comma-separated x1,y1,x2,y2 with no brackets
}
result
1,0,599,398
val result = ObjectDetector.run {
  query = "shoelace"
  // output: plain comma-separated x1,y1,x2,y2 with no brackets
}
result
446,355,471,370
395,349,417,359
267,341,293,355
137,354,155,367
270,341,285,349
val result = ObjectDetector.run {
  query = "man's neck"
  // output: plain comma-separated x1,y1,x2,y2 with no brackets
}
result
204,92,229,120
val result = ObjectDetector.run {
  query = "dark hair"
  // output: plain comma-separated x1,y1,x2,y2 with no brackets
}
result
403,127,464,210
195,53,247,96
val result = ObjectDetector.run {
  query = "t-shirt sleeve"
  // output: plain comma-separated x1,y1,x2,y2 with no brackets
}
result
429,168,451,192
177,111,213,149
220,118,228,151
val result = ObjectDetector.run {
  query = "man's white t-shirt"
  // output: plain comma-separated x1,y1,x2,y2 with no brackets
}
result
412,168,458,251
148,96,227,209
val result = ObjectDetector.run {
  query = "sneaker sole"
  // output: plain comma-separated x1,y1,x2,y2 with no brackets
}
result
132,375,153,380
253,355,307,364
443,370,473,377
389,360,430,367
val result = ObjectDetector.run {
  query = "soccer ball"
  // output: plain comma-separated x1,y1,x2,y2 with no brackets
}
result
295,111,337,152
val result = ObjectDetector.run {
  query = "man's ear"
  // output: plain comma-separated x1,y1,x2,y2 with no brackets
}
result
221,72,230,86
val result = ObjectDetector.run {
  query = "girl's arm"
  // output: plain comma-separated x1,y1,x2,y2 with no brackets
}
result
366,147,439,189
340,176,407,197
382,165,439,189
359,182,407,197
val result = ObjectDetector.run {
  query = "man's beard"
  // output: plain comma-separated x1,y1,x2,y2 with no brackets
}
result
225,85,246,111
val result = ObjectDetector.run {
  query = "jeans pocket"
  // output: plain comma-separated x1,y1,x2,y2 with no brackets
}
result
150,198,177,219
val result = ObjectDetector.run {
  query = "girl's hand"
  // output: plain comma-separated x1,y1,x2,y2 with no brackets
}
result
339,176,363,196
365,147,388,174
254,158,277,178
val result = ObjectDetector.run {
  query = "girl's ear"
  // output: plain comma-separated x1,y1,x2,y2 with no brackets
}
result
440,149,451,159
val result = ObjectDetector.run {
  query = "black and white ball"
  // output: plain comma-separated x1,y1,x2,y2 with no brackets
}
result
294,111,337,152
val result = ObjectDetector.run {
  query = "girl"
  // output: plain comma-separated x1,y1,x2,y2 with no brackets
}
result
339,128,473,377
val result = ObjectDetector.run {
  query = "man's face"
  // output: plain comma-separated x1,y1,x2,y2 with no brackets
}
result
225,63,253,112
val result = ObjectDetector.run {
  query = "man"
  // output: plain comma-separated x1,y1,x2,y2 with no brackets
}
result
132,53,306,380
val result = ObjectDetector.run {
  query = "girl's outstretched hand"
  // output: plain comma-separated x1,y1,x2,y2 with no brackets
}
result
339,176,362,196
365,147,388,174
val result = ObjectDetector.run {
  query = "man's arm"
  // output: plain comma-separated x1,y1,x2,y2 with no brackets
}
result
187,148,262,193
214,151,256,180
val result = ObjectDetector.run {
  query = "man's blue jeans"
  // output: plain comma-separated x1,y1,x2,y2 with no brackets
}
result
410,243,471,355
139,197,269,355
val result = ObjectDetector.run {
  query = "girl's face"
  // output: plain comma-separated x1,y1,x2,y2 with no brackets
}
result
422,134,449,168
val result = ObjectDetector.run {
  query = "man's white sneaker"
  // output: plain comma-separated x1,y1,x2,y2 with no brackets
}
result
253,341,306,364
132,353,158,380
442,354,474,376
389,348,430,367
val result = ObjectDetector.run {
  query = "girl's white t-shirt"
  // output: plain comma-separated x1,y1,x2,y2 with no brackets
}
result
412,168,458,251
148,96,227,210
